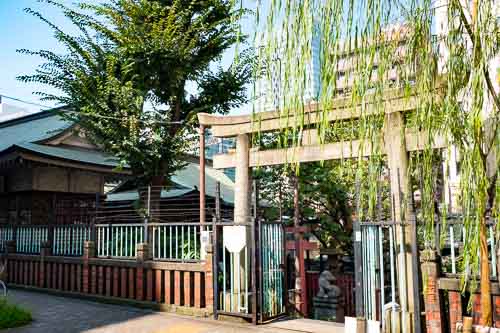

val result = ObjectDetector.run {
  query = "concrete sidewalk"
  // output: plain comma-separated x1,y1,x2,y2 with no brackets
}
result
4,289,344,333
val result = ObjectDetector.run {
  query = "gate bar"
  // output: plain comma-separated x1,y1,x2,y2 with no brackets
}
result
409,211,422,332
252,180,258,324
354,219,364,317
379,226,385,329
212,215,219,320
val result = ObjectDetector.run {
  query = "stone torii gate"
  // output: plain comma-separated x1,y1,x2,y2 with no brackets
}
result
198,86,445,328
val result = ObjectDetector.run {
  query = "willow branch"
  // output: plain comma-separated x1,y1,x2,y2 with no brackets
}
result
453,0,500,113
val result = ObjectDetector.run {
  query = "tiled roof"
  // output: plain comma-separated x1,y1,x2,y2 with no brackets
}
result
107,162,235,204
106,188,194,202
172,162,234,203
0,109,72,152
13,142,121,168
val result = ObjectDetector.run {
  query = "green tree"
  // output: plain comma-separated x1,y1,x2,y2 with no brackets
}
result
257,161,354,252
18,0,252,186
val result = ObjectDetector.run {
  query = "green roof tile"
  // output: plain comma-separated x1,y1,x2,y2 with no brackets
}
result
0,110,72,152
15,142,121,168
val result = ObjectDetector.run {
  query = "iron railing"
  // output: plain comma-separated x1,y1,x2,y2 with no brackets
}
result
357,220,411,330
150,223,201,261
0,222,203,262
0,226,14,252
437,219,497,278
53,224,92,257
96,223,144,258
16,226,49,254
260,222,285,318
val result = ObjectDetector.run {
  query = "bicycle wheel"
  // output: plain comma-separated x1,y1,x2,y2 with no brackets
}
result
0,280,7,297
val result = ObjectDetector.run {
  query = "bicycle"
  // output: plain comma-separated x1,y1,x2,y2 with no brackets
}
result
0,260,7,297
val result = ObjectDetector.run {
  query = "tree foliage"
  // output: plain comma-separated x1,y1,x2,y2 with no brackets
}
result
18,0,252,185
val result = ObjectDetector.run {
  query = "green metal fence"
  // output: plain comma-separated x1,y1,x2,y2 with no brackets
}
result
151,223,201,261
16,226,49,254
96,223,144,258
53,224,92,256
0,226,14,252
260,222,286,320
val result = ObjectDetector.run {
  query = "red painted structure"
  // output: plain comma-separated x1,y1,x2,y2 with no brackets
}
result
305,271,355,319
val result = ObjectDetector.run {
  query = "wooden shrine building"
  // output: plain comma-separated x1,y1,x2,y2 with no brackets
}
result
0,108,125,226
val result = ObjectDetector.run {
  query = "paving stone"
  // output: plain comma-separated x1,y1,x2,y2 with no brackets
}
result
4,289,342,333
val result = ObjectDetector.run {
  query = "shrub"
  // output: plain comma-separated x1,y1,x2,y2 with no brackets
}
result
0,298,32,329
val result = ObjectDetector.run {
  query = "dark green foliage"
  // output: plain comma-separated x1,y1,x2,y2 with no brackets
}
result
18,0,252,185
256,161,354,252
0,299,32,329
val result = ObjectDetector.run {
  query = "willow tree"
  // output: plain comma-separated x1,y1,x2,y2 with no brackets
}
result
245,0,499,326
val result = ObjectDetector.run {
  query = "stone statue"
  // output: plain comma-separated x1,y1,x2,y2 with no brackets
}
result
313,269,344,322
317,270,342,298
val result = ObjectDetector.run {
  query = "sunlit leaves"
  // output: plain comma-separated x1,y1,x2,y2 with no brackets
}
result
18,0,251,186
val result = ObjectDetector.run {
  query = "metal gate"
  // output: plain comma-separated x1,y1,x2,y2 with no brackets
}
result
212,218,287,323
211,182,286,323
213,220,254,321
354,220,421,332
258,220,286,321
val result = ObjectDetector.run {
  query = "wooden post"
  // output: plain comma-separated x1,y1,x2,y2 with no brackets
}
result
199,125,206,225
82,241,95,294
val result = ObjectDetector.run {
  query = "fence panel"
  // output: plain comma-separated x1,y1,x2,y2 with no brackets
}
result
356,221,410,331
96,223,144,258
260,222,285,320
0,226,14,252
439,219,497,278
53,225,92,256
4,222,203,262
16,226,49,254
150,223,201,261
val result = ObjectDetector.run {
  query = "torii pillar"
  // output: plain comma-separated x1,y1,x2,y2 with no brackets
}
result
384,111,416,331
231,133,251,312
235,134,251,223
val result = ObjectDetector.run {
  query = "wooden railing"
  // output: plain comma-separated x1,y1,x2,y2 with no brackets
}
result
4,253,211,313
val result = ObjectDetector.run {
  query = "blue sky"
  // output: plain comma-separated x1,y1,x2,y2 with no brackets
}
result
0,1,254,115
0,1,72,113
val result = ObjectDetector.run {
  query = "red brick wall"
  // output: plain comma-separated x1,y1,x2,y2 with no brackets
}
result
448,291,462,333
421,251,445,333
472,294,481,325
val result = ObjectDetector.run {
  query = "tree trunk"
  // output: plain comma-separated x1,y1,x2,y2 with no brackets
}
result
480,216,492,326
148,175,164,223
470,0,492,325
